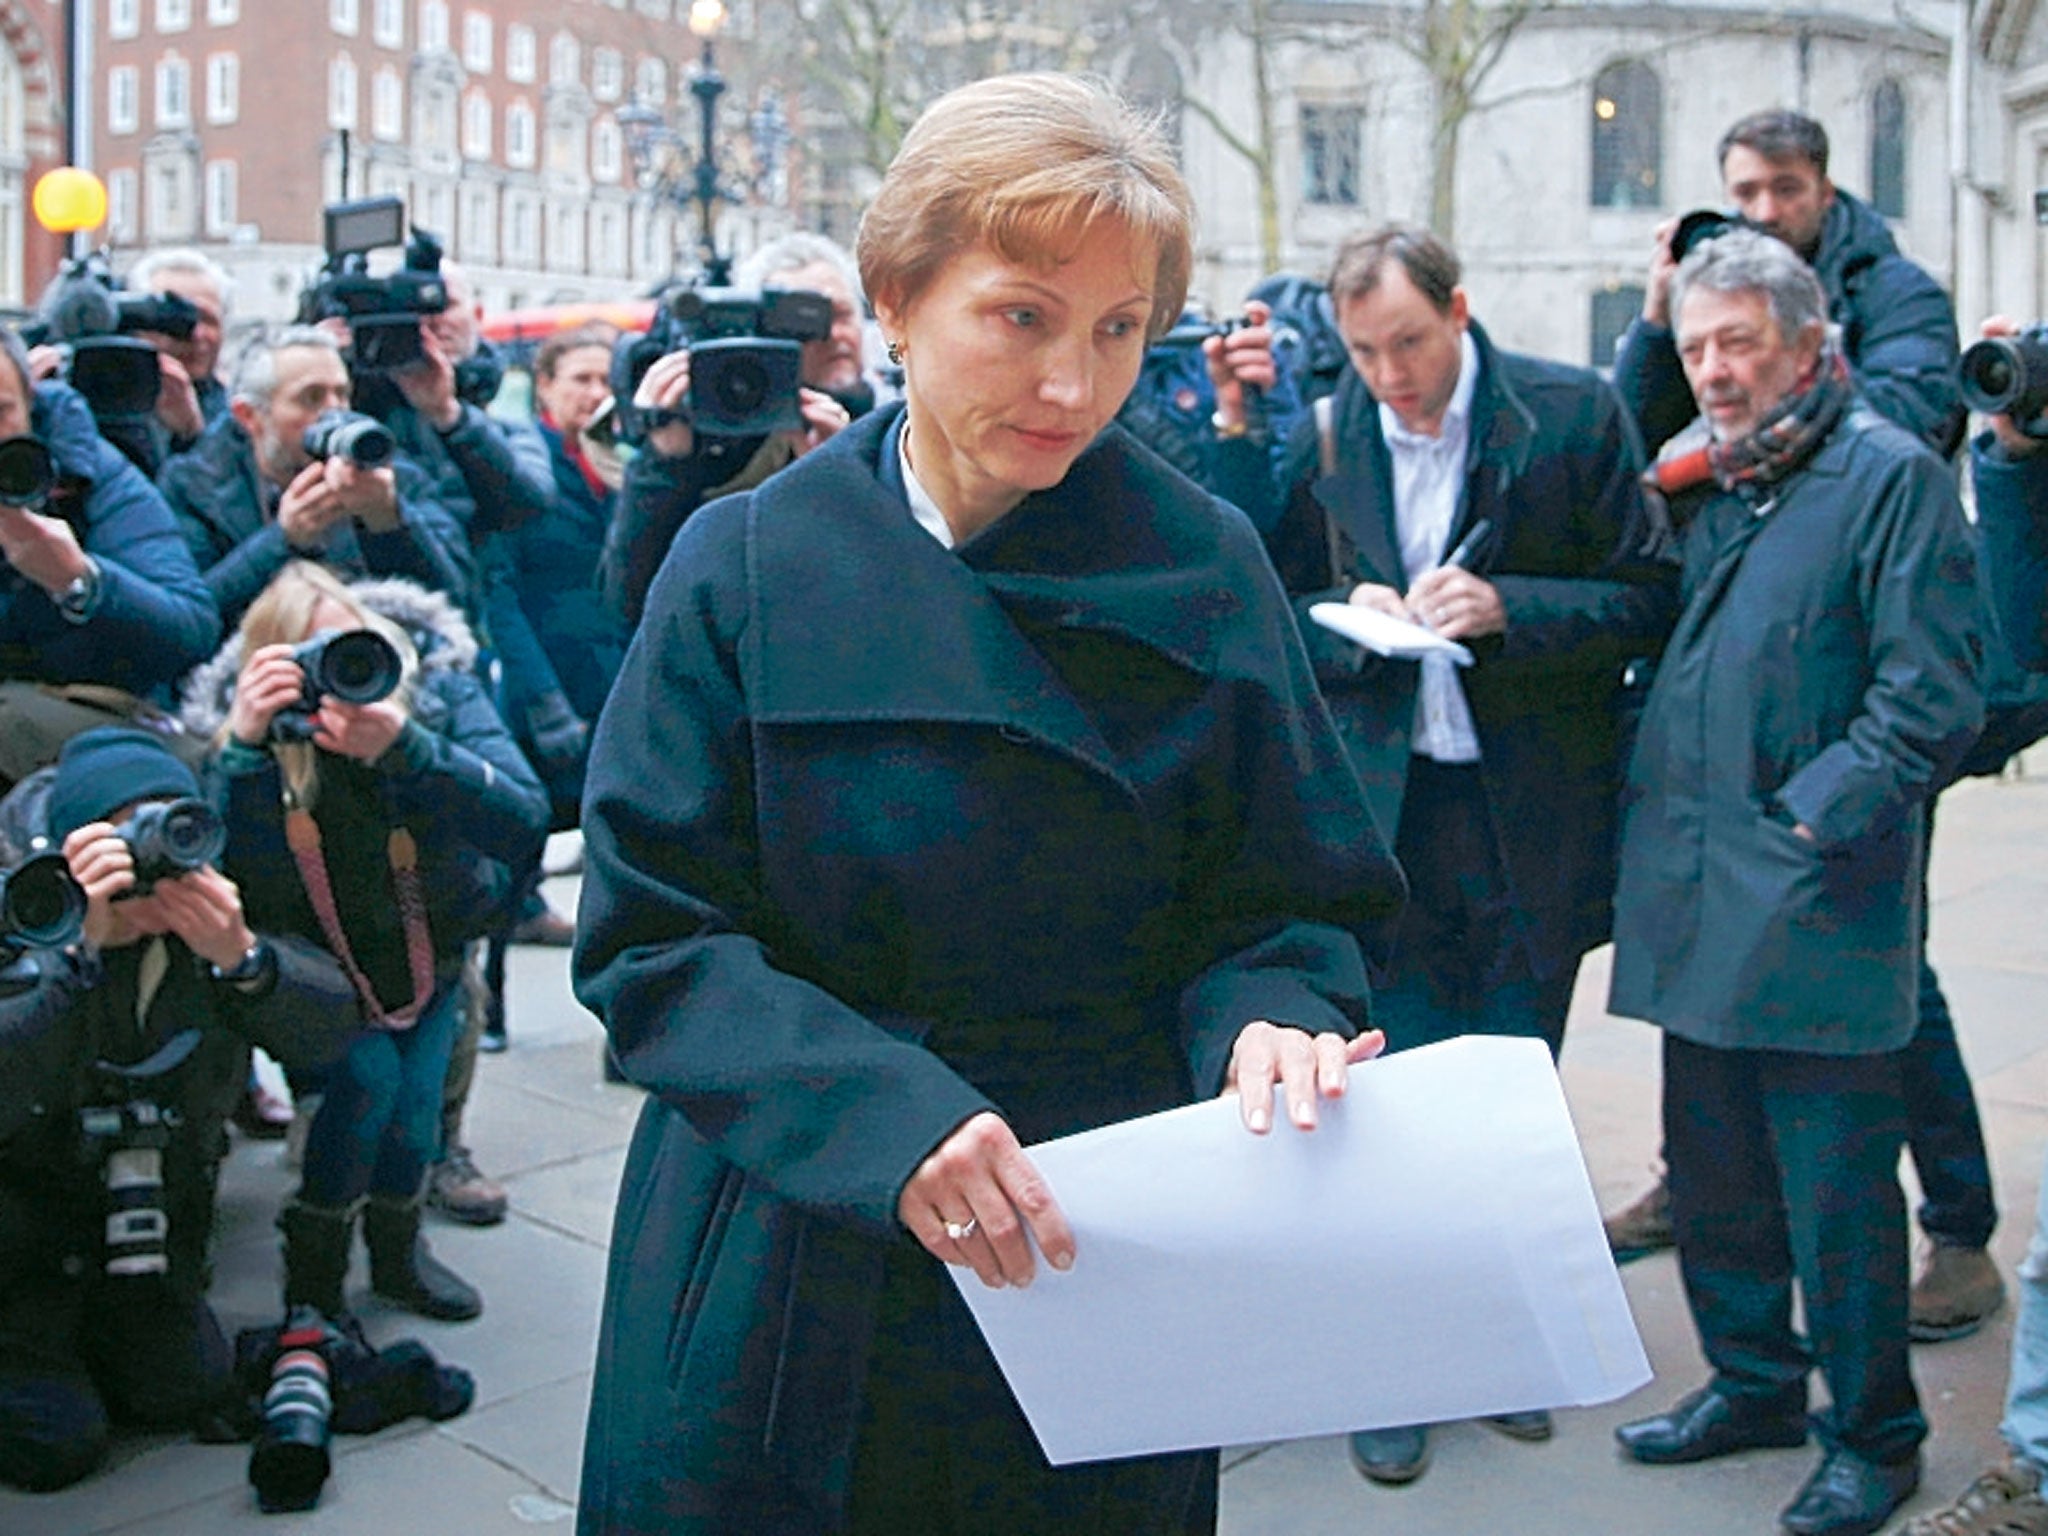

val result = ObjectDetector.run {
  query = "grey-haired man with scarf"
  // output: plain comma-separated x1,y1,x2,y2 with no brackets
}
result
1607,229,1985,1536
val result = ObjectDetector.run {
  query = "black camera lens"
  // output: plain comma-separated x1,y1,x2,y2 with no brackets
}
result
0,435,56,507
117,796,227,892
301,409,396,469
709,356,772,418
1960,330,2048,429
248,1308,335,1514
1669,209,1739,265
318,629,402,702
0,851,86,950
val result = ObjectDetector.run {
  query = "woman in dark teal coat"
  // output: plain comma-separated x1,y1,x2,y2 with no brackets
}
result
573,74,1405,1536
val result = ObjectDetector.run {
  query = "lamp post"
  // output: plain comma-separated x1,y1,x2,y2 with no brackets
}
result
619,0,734,284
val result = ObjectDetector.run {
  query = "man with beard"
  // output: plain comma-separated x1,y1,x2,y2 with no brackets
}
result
159,327,472,631
599,232,871,628
1608,229,1983,1536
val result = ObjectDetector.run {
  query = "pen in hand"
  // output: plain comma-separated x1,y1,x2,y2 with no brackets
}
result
1442,518,1495,572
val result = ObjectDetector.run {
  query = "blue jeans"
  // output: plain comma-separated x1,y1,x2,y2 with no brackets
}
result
297,978,463,1207
2002,1150,2048,1472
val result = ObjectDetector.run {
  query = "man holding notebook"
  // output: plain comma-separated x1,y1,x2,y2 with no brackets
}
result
1225,222,1677,1483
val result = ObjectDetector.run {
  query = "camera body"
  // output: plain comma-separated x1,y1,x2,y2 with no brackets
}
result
21,251,201,419
1960,327,2048,439
1150,314,1250,352
0,851,86,952
298,196,450,375
75,1095,176,1277
615,284,833,442
113,797,227,895
301,409,397,470
269,628,405,743
1666,208,1761,265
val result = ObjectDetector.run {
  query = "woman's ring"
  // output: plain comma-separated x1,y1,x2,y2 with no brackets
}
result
944,1217,978,1242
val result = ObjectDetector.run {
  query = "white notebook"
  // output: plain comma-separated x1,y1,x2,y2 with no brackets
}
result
1309,601,1475,666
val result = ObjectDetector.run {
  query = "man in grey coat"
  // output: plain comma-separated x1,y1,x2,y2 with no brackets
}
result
1607,230,1984,1536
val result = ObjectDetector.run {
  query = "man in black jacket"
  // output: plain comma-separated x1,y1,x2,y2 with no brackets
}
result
0,727,358,1493
1246,224,1675,1488
600,231,869,629
1601,111,2003,1351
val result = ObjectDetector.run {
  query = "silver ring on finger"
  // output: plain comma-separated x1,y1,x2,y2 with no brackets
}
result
944,1216,978,1242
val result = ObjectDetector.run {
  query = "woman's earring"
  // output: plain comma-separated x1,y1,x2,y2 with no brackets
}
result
886,340,902,366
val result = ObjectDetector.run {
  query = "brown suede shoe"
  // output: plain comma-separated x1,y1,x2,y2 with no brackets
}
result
428,1145,509,1227
1910,1243,2006,1343
1891,1457,2048,1535
1603,1176,1673,1263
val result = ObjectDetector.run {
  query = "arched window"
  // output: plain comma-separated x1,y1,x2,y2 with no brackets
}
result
1871,78,1907,220
1123,45,1183,159
1590,60,1661,210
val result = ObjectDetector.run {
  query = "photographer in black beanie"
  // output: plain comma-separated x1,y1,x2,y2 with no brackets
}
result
0,727,356,1493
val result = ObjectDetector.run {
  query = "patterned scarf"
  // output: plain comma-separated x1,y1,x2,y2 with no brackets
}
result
1648,343,1853,500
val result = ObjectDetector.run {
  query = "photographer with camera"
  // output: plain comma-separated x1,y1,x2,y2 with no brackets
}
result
0,725,357,1494
599,231,871,629
158,327,474,634
0,327,220,778
127,248,232,455
178,561,544,1325
1613,109,1965,463
1893,318,2048,1536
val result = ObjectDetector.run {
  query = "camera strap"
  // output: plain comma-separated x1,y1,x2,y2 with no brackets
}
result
284,808,435,1030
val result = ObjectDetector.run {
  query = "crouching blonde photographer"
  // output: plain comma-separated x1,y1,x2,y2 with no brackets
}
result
182,562,545,1327
0,727,357,1493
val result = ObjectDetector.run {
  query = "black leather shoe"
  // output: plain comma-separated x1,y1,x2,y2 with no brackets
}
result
1780,1448,1920,1536
1615,1386,1808,1465
1348,1424,1430,1485
1484,1409,1554,1442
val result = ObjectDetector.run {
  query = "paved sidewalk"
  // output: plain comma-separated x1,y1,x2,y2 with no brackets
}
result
8,764,2047,1534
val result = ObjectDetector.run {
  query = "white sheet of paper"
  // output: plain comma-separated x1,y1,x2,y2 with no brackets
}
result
1309,600,1475,665
948,1035,1650,1465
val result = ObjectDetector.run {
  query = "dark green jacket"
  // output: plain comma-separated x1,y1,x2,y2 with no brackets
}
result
572,409,1401,1533
1609,403,1984,1051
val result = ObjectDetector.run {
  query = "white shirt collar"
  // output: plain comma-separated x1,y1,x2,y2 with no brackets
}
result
897,416,956,549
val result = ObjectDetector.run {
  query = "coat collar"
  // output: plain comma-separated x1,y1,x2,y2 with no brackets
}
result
745,408,1245,786
1318,319,1536,584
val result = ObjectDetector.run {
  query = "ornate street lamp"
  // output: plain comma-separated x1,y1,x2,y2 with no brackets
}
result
618,0,736,283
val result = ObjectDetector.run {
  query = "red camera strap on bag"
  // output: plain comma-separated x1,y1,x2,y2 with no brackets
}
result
284,806,436,1030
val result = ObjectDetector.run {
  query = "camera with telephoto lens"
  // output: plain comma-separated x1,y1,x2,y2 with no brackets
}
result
113,797,227,895
19,250,200,419
247,1305,336,1514
75,1027,202,1280
612,284,834,442
268,628,404,744
297,196,449,375
1960,326,2048,439
0,851,86,952
300,409,396,469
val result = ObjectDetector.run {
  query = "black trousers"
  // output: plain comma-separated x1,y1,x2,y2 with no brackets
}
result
1663,1033,1925,1463
1374,758,1577,1060
0,1277,229,1492
1906,804,1998,1249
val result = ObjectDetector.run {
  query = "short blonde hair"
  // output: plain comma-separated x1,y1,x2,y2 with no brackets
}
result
856,72,1193,340
228,561,419,808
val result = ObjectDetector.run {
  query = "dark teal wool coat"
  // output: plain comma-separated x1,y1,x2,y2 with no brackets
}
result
1609,403,1985,1052
572,409,1403,1534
